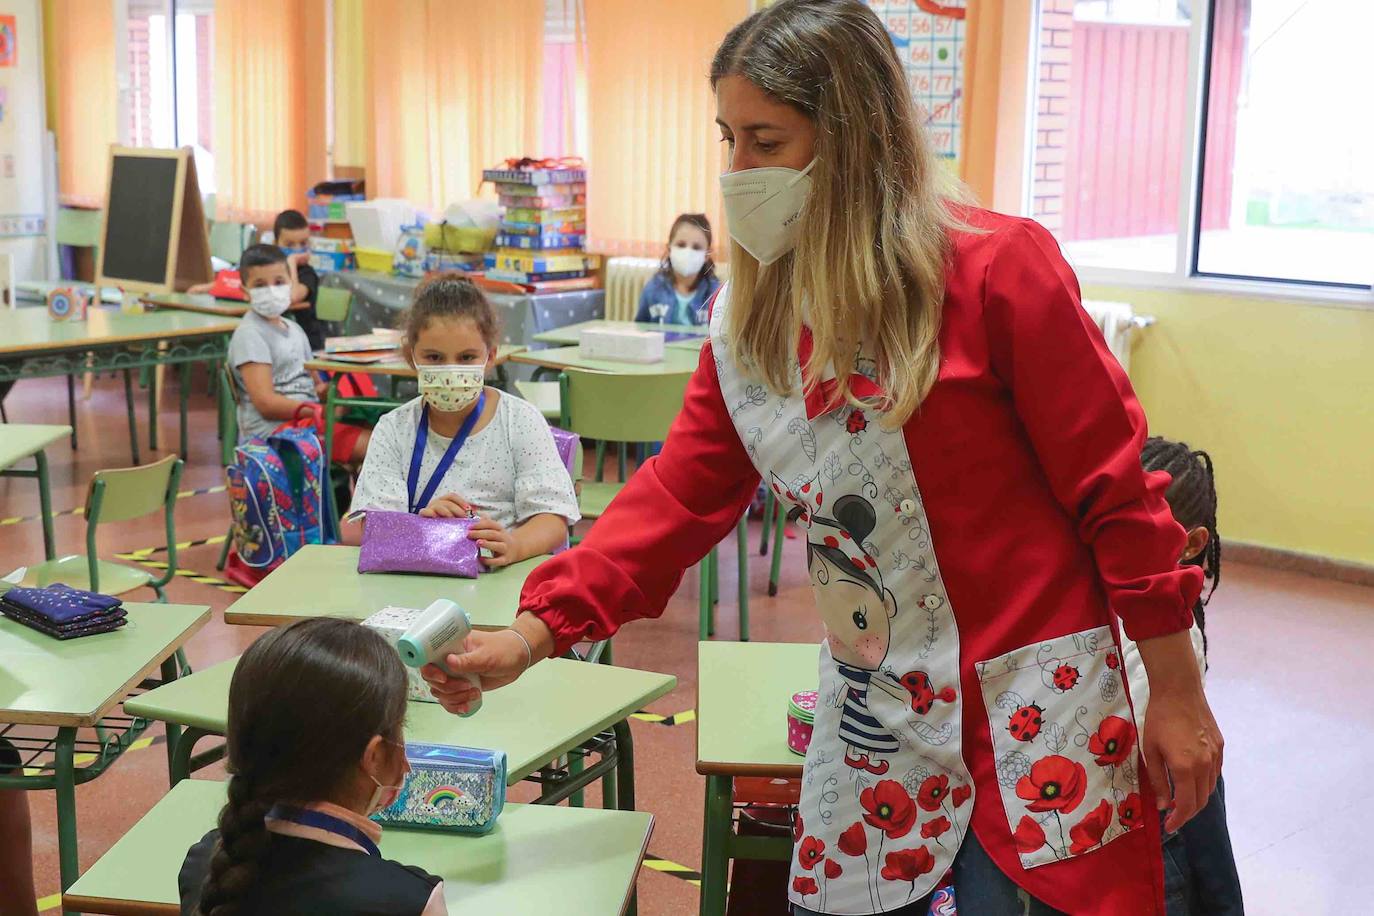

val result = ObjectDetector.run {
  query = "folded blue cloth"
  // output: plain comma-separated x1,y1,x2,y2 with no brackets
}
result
1,584,121,624
0,601,127,639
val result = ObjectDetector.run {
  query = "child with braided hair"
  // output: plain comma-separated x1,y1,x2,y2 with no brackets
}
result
178,618,446,915
1124,437,1243,915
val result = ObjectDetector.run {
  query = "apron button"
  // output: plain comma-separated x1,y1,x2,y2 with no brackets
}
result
900,498,917,515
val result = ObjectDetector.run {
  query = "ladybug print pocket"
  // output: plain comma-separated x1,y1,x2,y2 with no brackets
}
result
975,626,1144,869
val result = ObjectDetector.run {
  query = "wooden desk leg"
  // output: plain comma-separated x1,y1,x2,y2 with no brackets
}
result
700,774,733,916
54,726,79,916
35,450,55,560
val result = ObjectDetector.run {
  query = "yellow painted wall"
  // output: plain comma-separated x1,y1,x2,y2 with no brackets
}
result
1085,284,1374,567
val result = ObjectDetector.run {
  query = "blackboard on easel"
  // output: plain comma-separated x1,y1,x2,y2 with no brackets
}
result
95,146,212,294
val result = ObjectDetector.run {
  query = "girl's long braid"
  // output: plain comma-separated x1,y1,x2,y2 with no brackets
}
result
197,773,272,916
1141,437,1221,655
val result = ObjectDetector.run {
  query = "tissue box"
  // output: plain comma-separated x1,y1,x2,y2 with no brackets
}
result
373,743,507,835
362,606,440,703
579,327,665,364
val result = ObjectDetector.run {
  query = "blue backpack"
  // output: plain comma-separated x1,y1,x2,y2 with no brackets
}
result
224,426,336,579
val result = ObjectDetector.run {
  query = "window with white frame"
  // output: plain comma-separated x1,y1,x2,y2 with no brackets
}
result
1029,0,1374,291
121,0,216,192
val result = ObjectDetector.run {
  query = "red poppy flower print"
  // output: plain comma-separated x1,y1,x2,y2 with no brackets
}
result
797,835,825,870
1053,664,1080,691
846,411,868,435
920,817,951,840
1068,800,1113,856
952,784,972,809
793,875,819,896
1106,651,1120,670
1015,755,1088,814
917,774,950,812
1088,715,1137,767
1013,815,1047,854
793,814,803,844
824,858,843,879
838,821,868,857
860,780,918,839
1118,793,1144,831
880,846,936,882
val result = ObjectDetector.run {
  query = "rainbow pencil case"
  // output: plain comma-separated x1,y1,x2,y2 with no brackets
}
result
373,743,507,835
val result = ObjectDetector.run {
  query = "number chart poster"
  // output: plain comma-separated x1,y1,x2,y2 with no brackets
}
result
866,0,966,164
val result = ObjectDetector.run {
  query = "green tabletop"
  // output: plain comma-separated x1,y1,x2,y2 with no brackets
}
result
127,654,676,782
0,423,70,470
533,319,707,347
222,545,546,629
510,344,702,375
141,292,249,318
0,307,238,356
306,343,525,377
0,603,210,727
696,641,820,777
64,778,654,916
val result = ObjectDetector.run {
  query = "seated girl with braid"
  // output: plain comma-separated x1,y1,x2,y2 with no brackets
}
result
178,618,446,916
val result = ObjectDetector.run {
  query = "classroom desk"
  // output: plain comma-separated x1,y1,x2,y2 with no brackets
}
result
64,778,654,916
697,641,816,916
0,307,238,463
0,423,71,560
533,319,707,347
221,544,545,629
141,291,249,318
126,653,676,816
511,344,702,377
0,602,209,913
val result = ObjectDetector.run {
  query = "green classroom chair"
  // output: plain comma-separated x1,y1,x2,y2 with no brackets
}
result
314,286,353,324
558,369,750,641
515,379,562,422
21,454,183,599
52,206,120,451
208,220,256,265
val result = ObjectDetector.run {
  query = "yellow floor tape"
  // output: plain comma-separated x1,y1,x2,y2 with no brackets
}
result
643,854,703,886
631,708,696,726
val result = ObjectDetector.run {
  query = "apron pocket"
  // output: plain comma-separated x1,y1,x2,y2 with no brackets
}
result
975,625,1145,869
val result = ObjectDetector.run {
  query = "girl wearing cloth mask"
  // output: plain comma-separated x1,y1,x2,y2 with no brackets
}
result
424,2,1222,914
344,275,578,566
179,618,446,915
635,212,722,326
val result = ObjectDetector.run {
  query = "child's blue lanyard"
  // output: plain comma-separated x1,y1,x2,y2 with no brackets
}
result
406,392,485,515
266,804,381,857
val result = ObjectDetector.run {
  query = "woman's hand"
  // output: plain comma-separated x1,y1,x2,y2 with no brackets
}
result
469,515,519,568
420,492,474,518
420,615,556,714
1137,630,1224,832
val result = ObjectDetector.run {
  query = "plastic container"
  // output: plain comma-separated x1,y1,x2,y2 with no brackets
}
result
355,247,393,273
393,224,427,279
787,690,817,756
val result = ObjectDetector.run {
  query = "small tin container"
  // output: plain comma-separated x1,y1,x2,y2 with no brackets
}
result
787,690,818,756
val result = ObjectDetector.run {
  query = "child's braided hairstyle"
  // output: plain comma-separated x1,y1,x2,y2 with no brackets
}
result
1141,437,1221,645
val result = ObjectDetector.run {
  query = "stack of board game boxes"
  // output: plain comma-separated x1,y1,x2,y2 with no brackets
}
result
482,162,595,292
306,179,363,273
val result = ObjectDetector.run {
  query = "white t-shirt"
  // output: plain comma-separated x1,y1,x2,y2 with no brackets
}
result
349,391,579,530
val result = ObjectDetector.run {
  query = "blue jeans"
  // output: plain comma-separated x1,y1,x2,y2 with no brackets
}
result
793,828,1064,915
1162,776,1245,915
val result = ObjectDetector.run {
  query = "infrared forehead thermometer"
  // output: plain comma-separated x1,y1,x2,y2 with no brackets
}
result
396,599,483,716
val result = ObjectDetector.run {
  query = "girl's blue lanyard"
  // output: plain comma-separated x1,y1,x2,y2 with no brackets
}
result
265,804,381,857
406,392,485,515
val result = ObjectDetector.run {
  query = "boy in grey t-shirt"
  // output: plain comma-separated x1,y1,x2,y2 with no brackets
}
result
230,245,371,466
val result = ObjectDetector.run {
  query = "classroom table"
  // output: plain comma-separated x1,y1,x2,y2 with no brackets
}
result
0,601,209,914
0,306,238,462
141,291,249,318
0,423,71,560
511,344,703,377
697,641,816,916
64,778,654,916
126,653,675,815
220,544,545,629
533,319,708,347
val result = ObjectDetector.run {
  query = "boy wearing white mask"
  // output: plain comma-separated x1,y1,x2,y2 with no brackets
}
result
228,244,372,466
635,212,722,326
344,275,577,567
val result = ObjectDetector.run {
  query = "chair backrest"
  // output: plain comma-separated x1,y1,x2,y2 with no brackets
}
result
559,369,692,444
209,221,258,264
315,286,352,323
221,361,243,407
55,207,103,248
86,453,181,524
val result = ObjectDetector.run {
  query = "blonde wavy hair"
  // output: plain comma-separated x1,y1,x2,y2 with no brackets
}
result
711,0,959,426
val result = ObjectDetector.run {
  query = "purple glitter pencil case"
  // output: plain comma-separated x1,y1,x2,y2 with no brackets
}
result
357,510,483,578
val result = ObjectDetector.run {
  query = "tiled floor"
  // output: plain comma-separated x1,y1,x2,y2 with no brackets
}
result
3,371,1372,915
